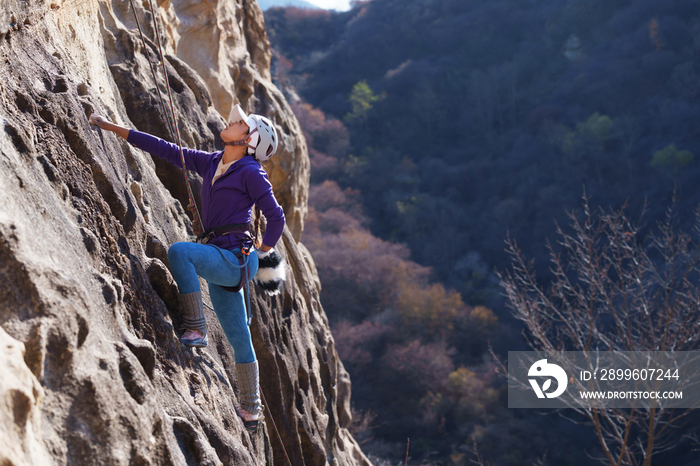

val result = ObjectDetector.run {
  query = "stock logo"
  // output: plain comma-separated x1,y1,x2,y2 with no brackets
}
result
528,359,568,399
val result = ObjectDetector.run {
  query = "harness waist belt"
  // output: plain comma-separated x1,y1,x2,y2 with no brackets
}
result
197,223,251,244
198,224,254,296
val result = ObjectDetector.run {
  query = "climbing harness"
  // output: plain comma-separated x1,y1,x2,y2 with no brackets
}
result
128,0,204,237
206,243,254,326
196,223,253,248
196,222,255,323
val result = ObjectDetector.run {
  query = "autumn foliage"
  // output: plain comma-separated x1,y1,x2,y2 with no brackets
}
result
296,101,500,453
268,0,700,463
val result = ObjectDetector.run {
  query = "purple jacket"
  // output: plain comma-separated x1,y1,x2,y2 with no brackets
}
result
127,130,285,250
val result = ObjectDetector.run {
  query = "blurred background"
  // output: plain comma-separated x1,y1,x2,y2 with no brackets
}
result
260,0,700,464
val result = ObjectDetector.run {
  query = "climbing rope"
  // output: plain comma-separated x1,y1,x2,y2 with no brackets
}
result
198,247,292,464
128,0,177,140
200,333,294,466
128,0,204,237
260,389,294,466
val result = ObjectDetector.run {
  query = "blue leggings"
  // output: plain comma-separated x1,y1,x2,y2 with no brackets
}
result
167,242,259,364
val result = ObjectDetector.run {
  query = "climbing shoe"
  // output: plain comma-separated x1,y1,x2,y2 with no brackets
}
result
180,329,208,348
236,406,259,433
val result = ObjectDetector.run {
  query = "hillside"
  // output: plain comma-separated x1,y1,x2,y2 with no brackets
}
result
267,0,700,290
265,0,700,464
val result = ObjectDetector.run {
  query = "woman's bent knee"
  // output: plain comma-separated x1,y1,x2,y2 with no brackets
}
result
168,242,190,264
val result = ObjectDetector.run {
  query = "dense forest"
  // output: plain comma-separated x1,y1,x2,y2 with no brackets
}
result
265,1,700,465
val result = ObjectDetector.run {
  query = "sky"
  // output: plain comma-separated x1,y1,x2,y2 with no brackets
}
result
306,0,351,11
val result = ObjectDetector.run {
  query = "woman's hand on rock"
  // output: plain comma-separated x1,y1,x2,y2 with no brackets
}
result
89,113,109,128
88,114,130,139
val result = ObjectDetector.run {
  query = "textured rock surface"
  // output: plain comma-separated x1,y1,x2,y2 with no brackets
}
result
0,0,368,465
0,327,51,465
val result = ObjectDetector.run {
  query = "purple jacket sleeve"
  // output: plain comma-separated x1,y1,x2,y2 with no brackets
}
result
245,167,285,247
127,130,211,176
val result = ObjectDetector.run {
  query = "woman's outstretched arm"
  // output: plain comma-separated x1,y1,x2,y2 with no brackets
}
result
88,114,211,176
89,114,130,139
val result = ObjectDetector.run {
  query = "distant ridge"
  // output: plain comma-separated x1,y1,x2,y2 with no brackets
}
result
258,0,320,10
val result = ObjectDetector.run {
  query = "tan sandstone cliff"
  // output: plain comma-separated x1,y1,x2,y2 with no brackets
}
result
0,0,369,465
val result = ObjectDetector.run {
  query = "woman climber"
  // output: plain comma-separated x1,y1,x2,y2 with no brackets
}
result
89,105,286,433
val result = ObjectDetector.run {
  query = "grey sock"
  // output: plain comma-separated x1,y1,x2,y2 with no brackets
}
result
236,361,261,416
180,291,207,336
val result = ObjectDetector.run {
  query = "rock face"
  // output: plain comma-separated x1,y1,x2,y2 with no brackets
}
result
0,327,51,466
0,0,368,465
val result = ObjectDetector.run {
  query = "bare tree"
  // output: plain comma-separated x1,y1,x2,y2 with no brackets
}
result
499,196,700,466
471,439,548,466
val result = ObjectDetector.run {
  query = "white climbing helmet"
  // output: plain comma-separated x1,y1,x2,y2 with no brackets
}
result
228,104,279,162
249,114,279,162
